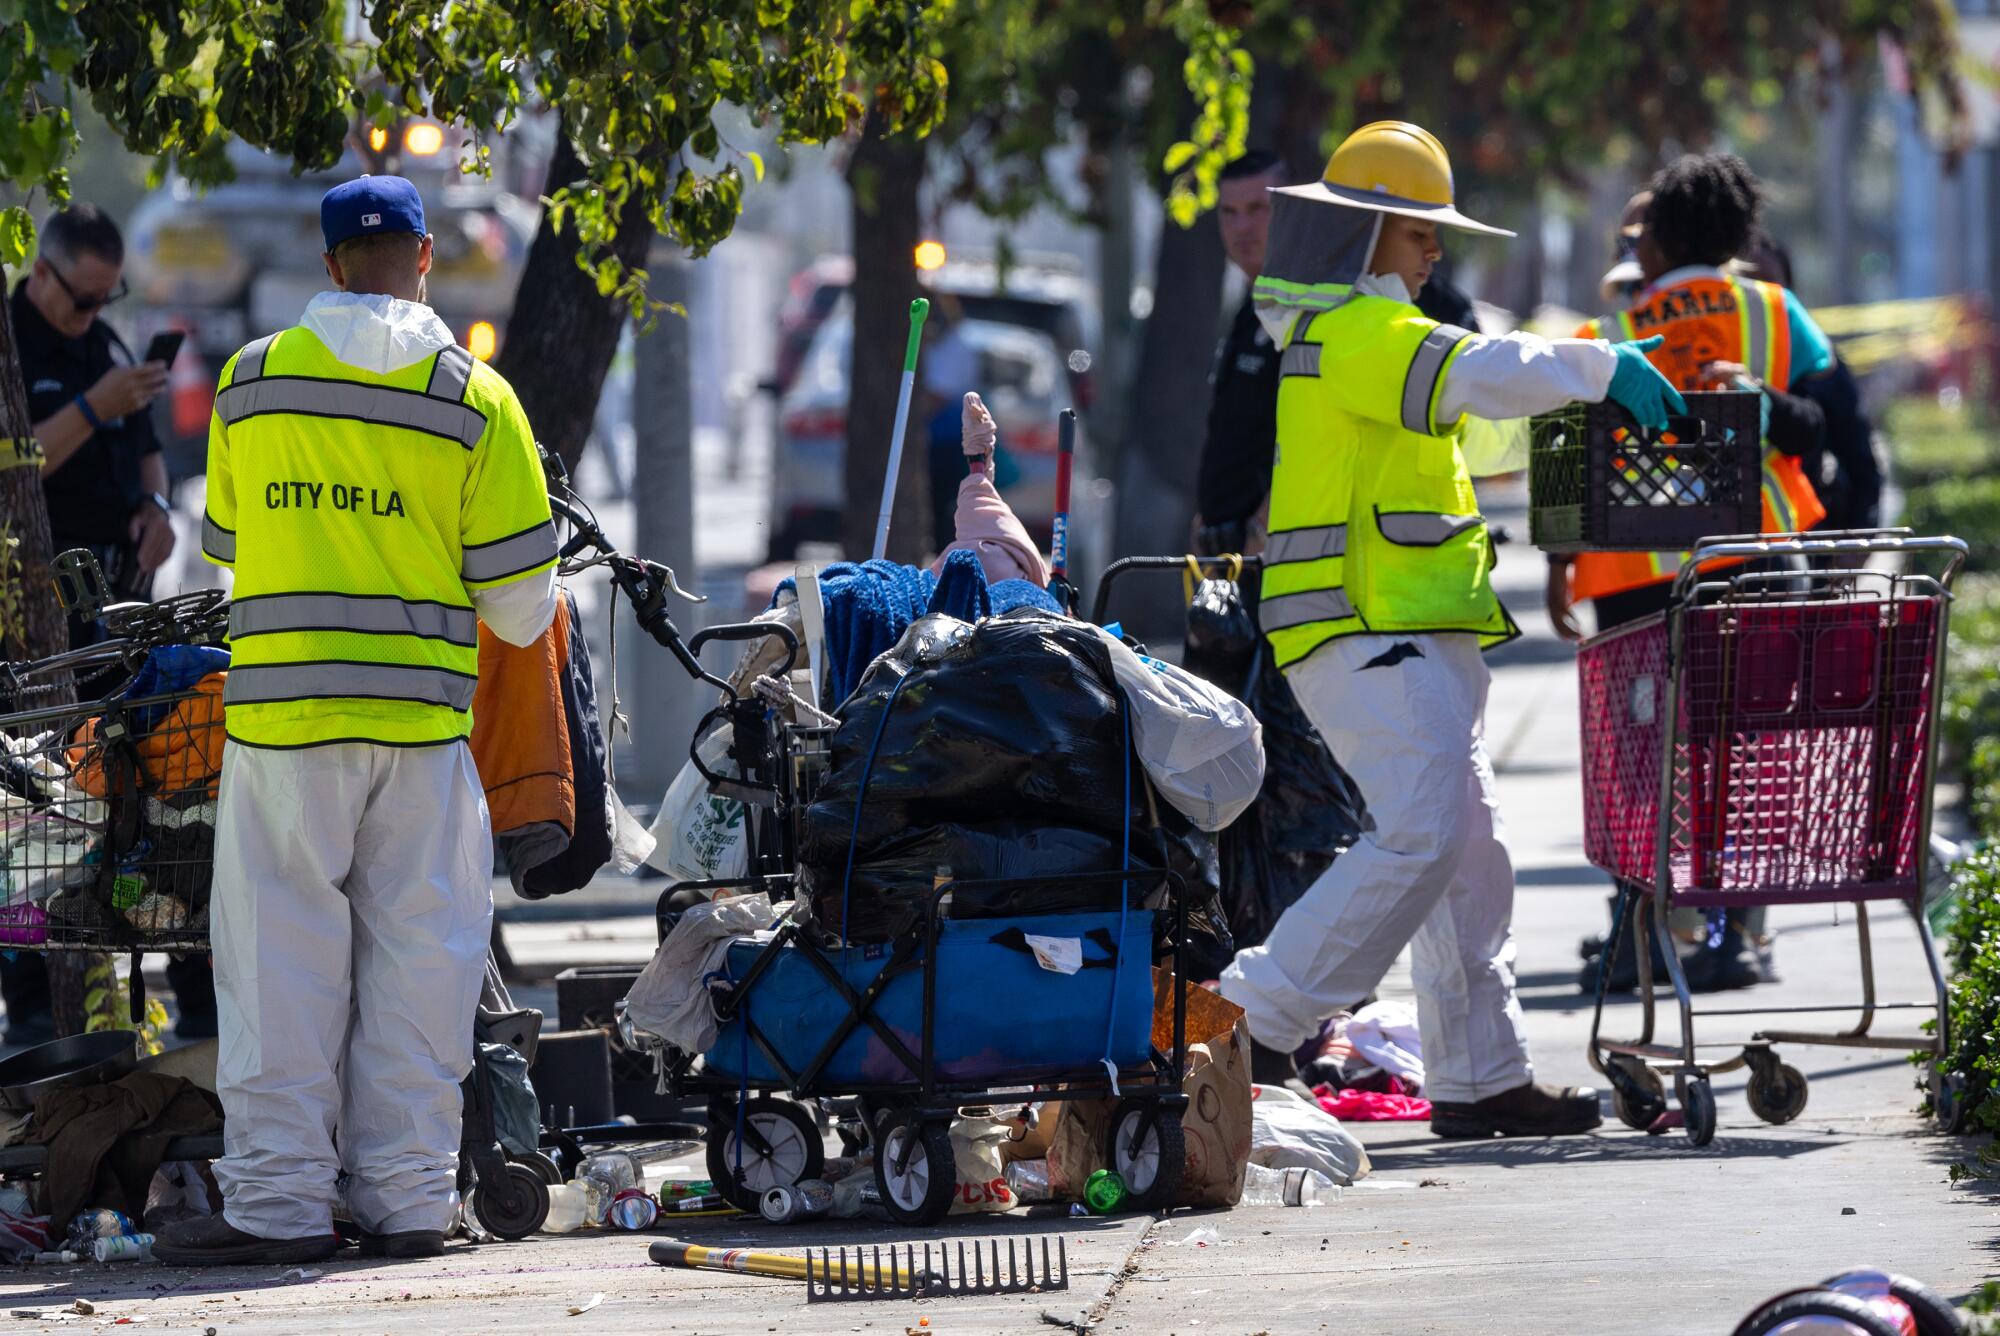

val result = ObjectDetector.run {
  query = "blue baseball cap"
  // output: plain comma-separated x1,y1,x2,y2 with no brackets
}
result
320,175,427,252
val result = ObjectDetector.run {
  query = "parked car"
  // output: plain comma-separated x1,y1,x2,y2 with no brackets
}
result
769,303,1089,561
767,252,1100,408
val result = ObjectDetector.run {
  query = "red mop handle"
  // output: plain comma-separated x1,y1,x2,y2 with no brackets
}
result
1050,408,1076,579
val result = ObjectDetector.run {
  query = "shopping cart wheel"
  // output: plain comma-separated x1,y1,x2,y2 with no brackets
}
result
1745,1060,1809,1126
1607,1056,1666,1131
1680,1077,1718,1148
873,1110,955,1227
1106,1099,1184,1210
514,1150,564,1186
473,1162,551,1240
708,1095,825,1211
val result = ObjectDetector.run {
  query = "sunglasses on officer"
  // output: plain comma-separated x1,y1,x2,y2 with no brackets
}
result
44,260,129,313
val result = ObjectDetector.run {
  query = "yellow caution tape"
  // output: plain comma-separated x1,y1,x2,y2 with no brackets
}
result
0,437,43,471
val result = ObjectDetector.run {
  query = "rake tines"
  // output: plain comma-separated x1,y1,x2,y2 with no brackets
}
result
803,1235,1070,1302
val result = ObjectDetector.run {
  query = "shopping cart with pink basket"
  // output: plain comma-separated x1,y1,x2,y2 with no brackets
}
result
1581,529,1968,1146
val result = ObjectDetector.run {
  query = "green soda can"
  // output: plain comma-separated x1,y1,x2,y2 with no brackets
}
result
1084,1168,1127,1215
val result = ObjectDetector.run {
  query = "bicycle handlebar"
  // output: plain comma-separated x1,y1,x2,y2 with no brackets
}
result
690,621,799,679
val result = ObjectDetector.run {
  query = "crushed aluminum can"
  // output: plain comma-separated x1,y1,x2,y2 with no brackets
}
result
607,1189,659,1232
759,1179,833,1224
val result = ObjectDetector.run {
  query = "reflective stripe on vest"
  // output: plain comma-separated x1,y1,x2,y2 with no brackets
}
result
461,519,559,585
1260,587,1357,631
215,377,486,450
233,332,277,384
1280,343,1321,378
1594,312,1633,343
225,661,478,713
201,513,235,563
229,592,479,646
1400,324,1468,434
1376,510,1484,546
1263,523,1346,566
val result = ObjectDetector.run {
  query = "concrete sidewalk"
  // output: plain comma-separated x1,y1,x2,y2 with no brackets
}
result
2,482,1986,1333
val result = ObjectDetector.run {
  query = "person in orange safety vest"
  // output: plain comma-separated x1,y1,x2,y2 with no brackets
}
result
1560,153,1834,997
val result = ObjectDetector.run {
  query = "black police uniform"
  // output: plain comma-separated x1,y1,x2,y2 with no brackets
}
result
10,284,164,601
1193,296,1280,556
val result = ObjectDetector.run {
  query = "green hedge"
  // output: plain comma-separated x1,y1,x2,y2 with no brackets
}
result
1906,477,2000,576
1938,849,2000,1174
1882,397,2000,490
1942,577,2000,842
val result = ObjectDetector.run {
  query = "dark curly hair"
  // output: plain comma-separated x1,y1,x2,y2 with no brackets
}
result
1644,153,1763,270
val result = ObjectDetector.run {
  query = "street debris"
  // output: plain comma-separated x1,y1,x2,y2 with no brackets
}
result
1168,1226,1222,1248
566,1294,605,1316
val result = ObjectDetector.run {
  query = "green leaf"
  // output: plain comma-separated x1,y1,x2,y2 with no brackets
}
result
0,208,34,268
1161,140,1198,173
745,149,763,182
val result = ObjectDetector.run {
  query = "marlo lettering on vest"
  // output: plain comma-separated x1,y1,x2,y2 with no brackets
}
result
266,481,405,517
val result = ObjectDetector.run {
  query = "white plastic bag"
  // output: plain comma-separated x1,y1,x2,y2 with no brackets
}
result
623,895,780,1054
643,724,749,884
948,1114,1017,1215
1087,626,1265,832
1248,1083,1370,1186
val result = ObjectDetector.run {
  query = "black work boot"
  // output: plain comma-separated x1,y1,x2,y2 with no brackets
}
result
358,1229,446,1258
1430,1082,1603,1139
1683,918,1762,993
153,1214,339,1267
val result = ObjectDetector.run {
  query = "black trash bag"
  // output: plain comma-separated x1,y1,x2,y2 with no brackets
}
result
1219,647,1367,949
1181,573,1258,699
810,822,1132,941
799,610,1234,963
799,612,1133,868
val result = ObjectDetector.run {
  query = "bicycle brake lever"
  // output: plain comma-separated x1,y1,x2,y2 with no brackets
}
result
648,560,707,604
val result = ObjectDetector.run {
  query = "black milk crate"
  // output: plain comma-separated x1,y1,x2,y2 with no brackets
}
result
1528,391,1762,554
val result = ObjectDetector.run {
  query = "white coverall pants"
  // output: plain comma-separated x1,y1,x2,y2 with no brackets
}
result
1218,632,1533,1103
212,741,492,1239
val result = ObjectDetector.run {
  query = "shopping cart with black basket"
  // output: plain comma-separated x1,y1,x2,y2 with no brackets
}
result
1581,529,1967,1146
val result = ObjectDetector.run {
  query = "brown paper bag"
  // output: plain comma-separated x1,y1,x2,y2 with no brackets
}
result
1043,972,1251,1207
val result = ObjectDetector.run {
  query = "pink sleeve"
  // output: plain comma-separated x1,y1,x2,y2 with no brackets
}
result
929,471,1050,587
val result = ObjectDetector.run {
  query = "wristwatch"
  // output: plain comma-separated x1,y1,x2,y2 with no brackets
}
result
144,491,171,516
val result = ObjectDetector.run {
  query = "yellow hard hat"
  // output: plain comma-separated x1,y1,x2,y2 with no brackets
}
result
1274,120,1514,238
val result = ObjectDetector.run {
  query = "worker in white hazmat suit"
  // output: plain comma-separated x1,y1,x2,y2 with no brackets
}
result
1219,121,1686,1138
156,176,558,1264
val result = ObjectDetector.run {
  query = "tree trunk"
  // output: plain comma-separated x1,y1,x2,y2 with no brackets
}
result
841,114,929,564
0,279,96,1037
1108,199,1227,638
491,133,657,473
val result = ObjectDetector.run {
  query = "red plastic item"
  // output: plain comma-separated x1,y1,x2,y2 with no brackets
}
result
1578,595,1941,909
1313,1084,1432,1122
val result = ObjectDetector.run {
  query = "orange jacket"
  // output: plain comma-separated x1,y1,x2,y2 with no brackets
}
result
470,594,575,839
68,673,228,799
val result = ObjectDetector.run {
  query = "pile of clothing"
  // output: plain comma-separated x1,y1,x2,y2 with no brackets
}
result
0,646,228,946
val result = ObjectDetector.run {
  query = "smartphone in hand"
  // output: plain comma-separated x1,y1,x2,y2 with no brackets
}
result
142,330,185,367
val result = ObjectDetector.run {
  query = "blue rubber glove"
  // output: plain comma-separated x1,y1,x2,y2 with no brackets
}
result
1604,335,1689,430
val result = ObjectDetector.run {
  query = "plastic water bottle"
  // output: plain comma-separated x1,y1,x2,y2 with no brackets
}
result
579,1152,641,1223
541,1183,591,1233
1240,1164,1337,1207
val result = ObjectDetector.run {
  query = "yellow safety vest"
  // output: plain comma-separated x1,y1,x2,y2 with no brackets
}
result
1261,294,1517,671
201,327,557,748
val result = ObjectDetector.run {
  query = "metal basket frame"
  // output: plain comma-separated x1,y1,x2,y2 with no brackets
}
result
1582,529,1969,1138
0,654,223,955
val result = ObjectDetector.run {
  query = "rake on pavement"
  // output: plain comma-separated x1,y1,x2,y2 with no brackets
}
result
804,1236,1070,1302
